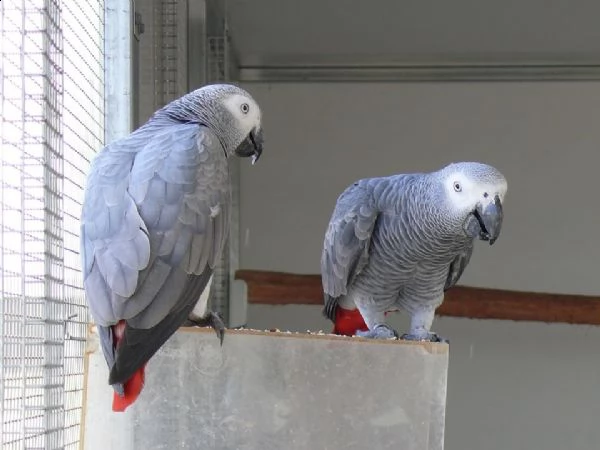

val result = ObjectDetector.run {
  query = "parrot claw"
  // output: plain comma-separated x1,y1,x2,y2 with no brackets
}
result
355,324,399,340
112,382,125,397
401,332,449,344
183,311,226,346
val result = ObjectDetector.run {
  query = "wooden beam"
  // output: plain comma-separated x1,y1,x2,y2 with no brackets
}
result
235,269,600,326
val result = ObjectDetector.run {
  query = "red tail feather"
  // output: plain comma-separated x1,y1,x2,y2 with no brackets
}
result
332,307,392,336
112,365,146,412
111,320,146,412
333,307,369,336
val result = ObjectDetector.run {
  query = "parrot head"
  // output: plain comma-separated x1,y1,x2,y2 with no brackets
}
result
220,87,264,164
440,162,507,245
170,83,264,164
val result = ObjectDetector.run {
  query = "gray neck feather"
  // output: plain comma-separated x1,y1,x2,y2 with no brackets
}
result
140,90,244,155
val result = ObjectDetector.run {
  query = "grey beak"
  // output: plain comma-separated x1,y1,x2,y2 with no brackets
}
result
475,194,503,245
234,127,264,164
249,128,263,165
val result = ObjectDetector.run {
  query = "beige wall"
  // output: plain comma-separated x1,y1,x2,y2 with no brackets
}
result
238,81,600,450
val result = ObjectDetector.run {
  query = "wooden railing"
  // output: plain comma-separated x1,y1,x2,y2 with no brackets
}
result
235,269,600,325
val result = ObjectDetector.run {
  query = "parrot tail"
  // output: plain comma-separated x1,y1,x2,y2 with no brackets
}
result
333,306,369,336
111,320,146,412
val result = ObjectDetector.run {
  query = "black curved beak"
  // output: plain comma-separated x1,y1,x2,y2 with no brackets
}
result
473,194,503,245
235,127,263,164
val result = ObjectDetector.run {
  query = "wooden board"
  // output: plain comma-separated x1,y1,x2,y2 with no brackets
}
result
236,269,600,326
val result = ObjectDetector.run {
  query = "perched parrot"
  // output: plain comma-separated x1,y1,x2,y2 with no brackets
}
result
80,84,264,411
321,162,507,342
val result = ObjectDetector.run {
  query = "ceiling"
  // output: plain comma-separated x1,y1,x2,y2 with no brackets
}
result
226,0,600,80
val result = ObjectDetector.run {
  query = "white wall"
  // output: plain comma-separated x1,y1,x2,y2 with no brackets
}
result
238,82,600,450
239,81,600,295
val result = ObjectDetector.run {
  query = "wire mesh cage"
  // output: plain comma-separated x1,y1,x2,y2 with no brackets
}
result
0,1,104,448
205,33,233,324
207,36,226,82
153,0,181,106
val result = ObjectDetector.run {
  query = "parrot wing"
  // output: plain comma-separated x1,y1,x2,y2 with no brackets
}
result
321,183,380,321
444,242,474,291
81,122,230,385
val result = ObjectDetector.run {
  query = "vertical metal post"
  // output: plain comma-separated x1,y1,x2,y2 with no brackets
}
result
131,0,142,131
19,4,28,446
0,0,4,435
205,0,228,325
43,0,66,447
105,0,134,142
223,15,247,329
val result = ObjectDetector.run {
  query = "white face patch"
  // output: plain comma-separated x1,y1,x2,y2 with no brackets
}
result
444,172,507,212
222,93,262,137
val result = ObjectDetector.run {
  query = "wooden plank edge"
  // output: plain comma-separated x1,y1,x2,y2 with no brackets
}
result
177,326,447,352
79,323,96,450
235,269,600,326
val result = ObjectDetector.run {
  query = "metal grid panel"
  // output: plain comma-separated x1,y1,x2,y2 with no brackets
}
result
207,36,226,82
206,34,232,323
151,0,187,110
61,2,104,448
0,0,104,448
154,0,178,105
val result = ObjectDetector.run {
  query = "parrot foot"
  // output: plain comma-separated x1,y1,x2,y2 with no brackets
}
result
355,324,399,340
401,332,449,344
183,311,226,346
112,382,125,397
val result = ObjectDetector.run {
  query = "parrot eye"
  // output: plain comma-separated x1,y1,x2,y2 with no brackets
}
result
453,181,462,192
240,103,250,114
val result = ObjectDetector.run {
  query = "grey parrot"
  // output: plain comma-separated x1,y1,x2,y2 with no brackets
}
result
321,162,506,342
80,84,264,411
